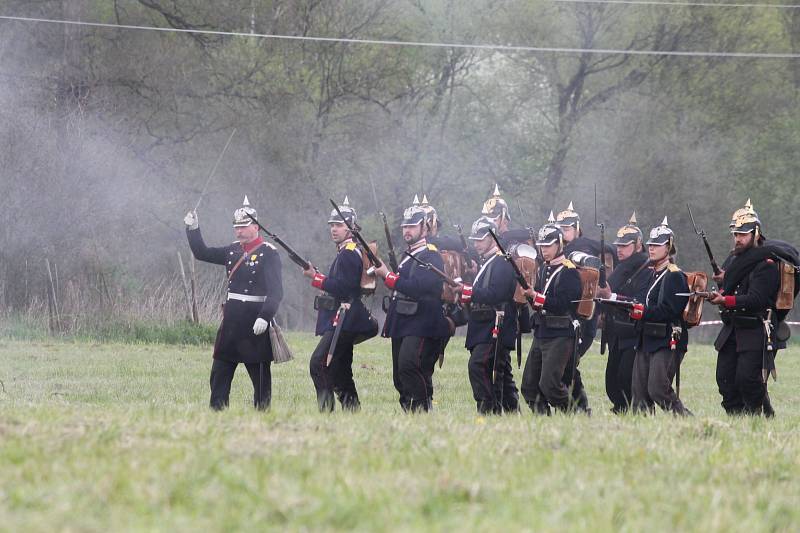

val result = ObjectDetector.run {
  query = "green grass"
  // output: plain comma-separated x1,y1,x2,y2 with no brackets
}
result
1,333,799,532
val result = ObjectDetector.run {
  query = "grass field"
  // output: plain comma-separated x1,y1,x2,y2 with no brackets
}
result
1,333,799,532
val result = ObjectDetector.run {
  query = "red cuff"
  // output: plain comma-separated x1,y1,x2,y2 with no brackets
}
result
460,284,473,304
723,295,737,309
629,303,644,321
311,272,326,289
533,292,546,307
384,272,399,289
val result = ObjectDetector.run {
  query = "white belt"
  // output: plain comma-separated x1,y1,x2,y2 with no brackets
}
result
227,293,266,303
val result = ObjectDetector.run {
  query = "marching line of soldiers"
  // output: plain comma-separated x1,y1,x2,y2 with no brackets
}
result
184,191,798,418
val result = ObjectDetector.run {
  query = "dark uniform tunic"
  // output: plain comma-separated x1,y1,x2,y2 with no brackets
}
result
309,240,375,411
521,258,582,413
382,242,449,412
631,263,690,415
187,228,283,410
603,252,650,412
714,246,782,415
464,252,519,414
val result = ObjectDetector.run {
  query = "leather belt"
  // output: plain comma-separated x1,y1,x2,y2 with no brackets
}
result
227,292,266,303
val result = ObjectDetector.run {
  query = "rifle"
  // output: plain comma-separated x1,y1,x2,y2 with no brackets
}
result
380,212,399,272
573,297,639,311
594,185,608,288
329,199,382,268
675,291,714,299
487,229,535,308
403,251,460,287
193,128,237,211
687,203,722,276
246,213,313,270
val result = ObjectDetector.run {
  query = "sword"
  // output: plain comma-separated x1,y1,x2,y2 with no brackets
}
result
569,319,582,408
762,308,777,383
491,310,504,384
326,302,351,367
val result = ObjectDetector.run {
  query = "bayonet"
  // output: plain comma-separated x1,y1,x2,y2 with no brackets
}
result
687,203,722,276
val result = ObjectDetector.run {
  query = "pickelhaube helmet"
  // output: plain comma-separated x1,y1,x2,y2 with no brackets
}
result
468,216,497,240
555,201,580,233
419,194,439,230
613,211,643,245
233,195,258,227
536,212,564,248
730,198,762,238
646,216,676,254
481,184,510,222
328,195,357,225
401,195,427,227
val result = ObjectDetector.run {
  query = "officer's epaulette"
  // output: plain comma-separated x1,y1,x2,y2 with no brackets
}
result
427,243,438,252
562,259,576,269
668,263,681,273
345,242,358,251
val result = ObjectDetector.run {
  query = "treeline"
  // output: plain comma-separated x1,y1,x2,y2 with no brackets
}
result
0,0,798,332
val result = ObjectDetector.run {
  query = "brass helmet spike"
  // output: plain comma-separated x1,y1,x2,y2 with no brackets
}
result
342,195,350,207
412,194,420,206
629,211,637,225
492,183,501,197
547,210,555,223
421,194,429,206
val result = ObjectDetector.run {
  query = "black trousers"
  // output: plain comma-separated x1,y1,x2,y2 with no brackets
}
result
468,342,519,415
716,337,769,415
391,336,440,412
521,336,574,413
209,358,271,410
309,330,360,412
606,340,636,413
632,348,689,415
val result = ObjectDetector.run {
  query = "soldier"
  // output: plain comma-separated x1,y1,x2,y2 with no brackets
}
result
596,212,651,413
184,196,283,410
480,185,530,405
520,220,583,414
456,216,519,414
374,201,451,412
481,184,533,247
303,197,377,412
418,195,469,368
628,217,691,416
707,201,786,416
555,202,614,413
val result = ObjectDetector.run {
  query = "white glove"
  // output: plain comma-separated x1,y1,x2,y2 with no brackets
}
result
253,318,269,335
184,210,199,229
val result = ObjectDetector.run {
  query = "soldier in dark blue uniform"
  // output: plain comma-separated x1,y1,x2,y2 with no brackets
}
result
520,222,583,414
456,217,519,414
707,200,798,416
302,197,377,412
480,185,528,405
184,197,283,410
419,195,470,364
555,202,616,414
596,213,651,413
628,217,691,416
374,203,450,412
